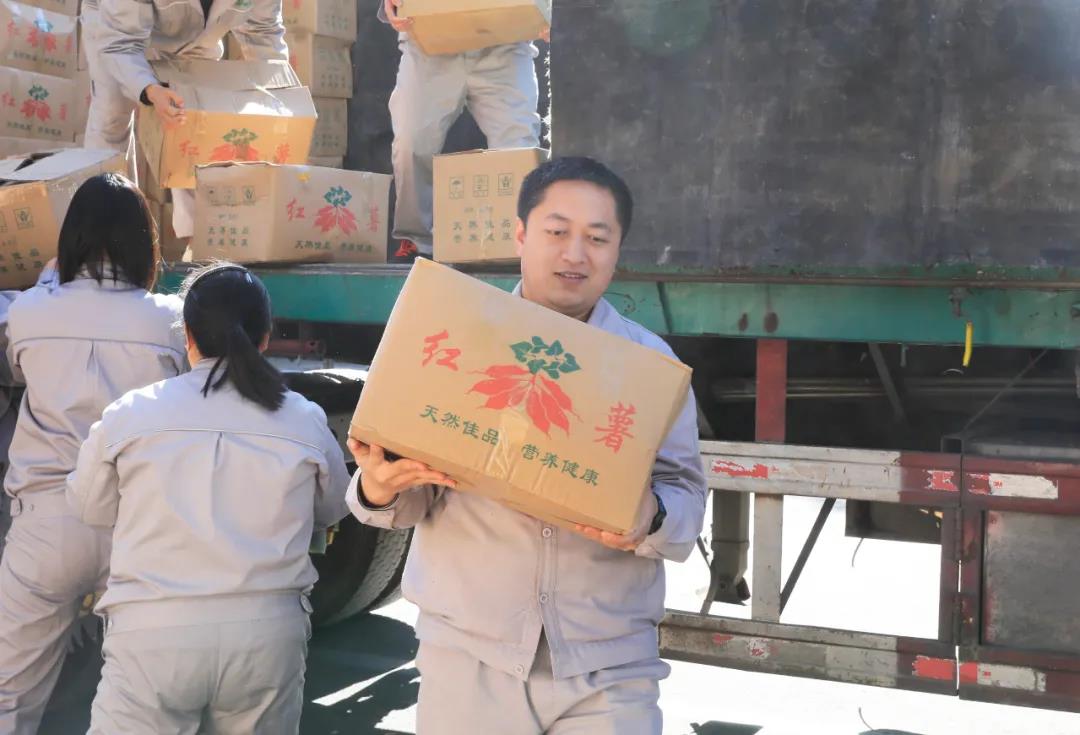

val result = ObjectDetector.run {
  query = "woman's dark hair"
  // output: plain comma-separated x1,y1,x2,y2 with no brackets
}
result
517,157,634,243
180,263,286,412
58,173,160,289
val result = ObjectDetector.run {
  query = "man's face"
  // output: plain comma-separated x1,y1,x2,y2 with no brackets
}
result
516,180,622,321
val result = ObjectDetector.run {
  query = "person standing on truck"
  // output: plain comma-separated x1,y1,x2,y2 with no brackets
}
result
382,0,547,260
0,173,187,735
349,157,707,734
69,263,351,734
80,0,289,240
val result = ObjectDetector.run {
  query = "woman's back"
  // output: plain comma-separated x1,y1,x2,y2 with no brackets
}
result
69,360,351,618
4,275,185,499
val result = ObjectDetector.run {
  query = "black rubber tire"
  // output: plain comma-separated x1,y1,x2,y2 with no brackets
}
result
321,527,412,625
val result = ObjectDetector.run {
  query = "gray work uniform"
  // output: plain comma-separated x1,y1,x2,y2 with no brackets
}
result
349,292,707,734
0,272,185,735
380,4,542,254
68,359,351,734
82,0,289,237
0,289,23,560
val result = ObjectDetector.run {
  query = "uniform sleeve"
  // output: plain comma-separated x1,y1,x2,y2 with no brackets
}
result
0,290,21,387
97,0,160,103
313,409,351,531
634,385,707,563
66,417,121,528
346,471,442,530
230,0,289,62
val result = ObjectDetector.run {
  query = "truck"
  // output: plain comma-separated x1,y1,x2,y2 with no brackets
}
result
161,0,1080,714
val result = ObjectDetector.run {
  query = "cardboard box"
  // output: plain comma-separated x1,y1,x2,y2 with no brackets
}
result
70,67,88,140
0,134,71,157
283,0,356,42
192,162,390,265
17,0,75,19
310,96,346,157
308,155,343,167
287,33,352,99
0,66,74,141
401,0,550,56
433,147,547,264
349,259,692,533
0,147,125,288
0,0,77,79
137,59,317,189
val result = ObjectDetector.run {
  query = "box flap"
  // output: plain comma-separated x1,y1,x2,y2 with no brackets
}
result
0,148,120,183
176,84,318,118
151,59,301,91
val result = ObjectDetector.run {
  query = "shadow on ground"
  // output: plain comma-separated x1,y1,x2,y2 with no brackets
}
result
688,721,762,735
38,612,419,735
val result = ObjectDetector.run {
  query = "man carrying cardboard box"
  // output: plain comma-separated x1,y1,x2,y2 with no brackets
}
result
381,0,547,261
348,157,707,734
80,0,289,239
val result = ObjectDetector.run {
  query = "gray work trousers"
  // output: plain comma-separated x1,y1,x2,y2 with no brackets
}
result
415,634,668,734
0,489,110,735
390,38,541,254
81,6,196,238
89,601,311,734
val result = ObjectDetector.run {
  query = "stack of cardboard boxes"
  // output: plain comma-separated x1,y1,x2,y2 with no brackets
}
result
226,0,354,168
0,0,81,154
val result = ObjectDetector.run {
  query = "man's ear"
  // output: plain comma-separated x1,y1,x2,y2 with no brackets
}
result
515,218,527,257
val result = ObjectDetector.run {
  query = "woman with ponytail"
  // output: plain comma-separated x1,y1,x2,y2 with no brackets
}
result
67,263,350,734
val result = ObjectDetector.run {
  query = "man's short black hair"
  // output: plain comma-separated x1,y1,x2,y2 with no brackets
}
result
58,172,160,290
517,157,633,242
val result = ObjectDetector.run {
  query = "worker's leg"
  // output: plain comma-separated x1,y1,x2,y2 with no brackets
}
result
389,39,469,255
171,189,195,239
465,42,541,150
81,7,136,153
414,640,540,735
88,625,207,735
542,659,667,734
205,614,310,734
0,496,110,735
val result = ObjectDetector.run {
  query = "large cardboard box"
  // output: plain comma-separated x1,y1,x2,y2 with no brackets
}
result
70,67,88,140
283,0,356,42
310,96,346,157
0,66,73,141
349,259,692,533
17,0,75,18
192,162,390,265
0,0,77,79
287,33,352,99
137,59,317,190
153,201,186,262
401,0,550,56
0,147,125,288
433,147,546,264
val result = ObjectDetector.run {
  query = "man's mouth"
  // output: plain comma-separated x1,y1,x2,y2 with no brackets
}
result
555,271,587,281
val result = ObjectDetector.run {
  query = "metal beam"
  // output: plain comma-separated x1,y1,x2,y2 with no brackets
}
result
160,265,1080,349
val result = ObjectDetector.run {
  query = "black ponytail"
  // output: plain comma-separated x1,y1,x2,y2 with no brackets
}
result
180,263,286,412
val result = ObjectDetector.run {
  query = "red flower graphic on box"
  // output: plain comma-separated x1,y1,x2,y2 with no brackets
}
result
314,186,358,234
272,142,290,164
469,337,582,436
20,84,50,121
210,128,260,162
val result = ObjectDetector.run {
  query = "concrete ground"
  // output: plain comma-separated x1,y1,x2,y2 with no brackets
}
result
40,496,1080,734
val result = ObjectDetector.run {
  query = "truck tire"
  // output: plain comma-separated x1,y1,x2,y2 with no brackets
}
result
279,366,412,626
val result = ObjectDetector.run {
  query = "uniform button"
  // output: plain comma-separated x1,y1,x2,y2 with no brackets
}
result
539,593,549,604
514,664,524,674
542,527,553,539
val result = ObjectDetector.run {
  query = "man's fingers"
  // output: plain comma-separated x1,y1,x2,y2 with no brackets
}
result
390,470,455,492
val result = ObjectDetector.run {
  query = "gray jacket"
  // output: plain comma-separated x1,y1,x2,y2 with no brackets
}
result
68,360,351,621
349,294,707,680
90,0,289,103
4,273,186,500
